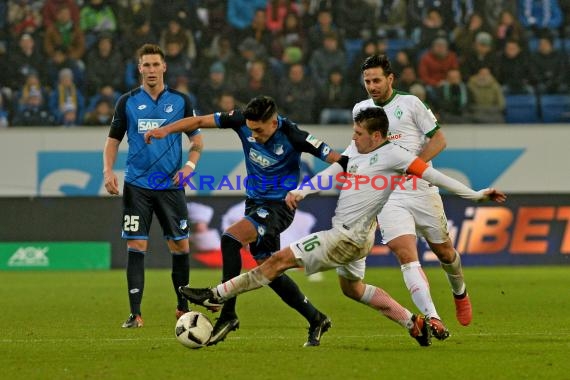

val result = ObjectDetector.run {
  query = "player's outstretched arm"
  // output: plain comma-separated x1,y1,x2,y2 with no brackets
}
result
407,158,507,203
285,161,345,210
144,114,217,144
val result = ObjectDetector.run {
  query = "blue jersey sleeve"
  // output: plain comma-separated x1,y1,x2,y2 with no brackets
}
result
108,92,129,141
280,117,333,162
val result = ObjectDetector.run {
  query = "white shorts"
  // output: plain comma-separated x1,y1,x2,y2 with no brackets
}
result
378,192,449,244
289,227,374,280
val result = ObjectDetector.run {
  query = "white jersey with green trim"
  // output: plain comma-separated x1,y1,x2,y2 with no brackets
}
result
352,91,440,198
332,142,416,246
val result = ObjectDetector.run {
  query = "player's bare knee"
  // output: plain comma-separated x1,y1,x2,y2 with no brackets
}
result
339,278,364,300
127,240,147,252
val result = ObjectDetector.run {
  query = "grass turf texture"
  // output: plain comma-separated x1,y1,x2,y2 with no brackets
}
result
1,267,568,380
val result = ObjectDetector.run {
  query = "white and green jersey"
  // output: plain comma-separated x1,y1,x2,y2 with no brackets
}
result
332,142,418,246
352,91,440,198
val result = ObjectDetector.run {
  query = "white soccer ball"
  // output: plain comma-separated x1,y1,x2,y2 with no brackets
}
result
175,311,213,349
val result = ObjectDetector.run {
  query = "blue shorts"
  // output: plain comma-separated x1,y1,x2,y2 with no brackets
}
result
121,183,189,240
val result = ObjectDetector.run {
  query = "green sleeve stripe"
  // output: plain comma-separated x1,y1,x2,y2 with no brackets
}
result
425,124,440,138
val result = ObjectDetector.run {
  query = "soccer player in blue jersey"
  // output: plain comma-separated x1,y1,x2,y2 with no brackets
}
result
103,44,204,328
145,95,341,346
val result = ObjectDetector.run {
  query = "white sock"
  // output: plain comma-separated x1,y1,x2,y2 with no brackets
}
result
441,251,466,296
216,267,271,300
401,261,439,319
359,284,413,328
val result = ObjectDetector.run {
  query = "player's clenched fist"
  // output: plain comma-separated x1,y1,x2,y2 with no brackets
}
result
144,128,169,144
286,190,306,210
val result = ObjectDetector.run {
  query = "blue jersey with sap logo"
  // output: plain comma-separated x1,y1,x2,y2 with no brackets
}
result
214,109,333,200
109,86,200,190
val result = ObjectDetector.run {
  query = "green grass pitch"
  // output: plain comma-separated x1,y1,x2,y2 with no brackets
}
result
1,266,569,379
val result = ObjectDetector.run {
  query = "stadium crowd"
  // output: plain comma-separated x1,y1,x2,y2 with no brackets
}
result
0,0,569,128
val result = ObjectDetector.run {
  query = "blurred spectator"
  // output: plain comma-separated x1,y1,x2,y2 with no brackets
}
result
434,68,471,123
44,46,84,89
531,33,567,94
467,66,506,123
517,0,563,36
413,7,449,51
8,0,43,38
279,63,317,123
235,59,277,104
120,15,158,61
494,9,527,51
85,33,123,97
318,67,353,125
266,0,299,33
15,71,49,109
228,37,268,82
79,0,118,50
395,65,422,93
452,12,490,58
196,61,232,115
307,8,340,52
309,31,346,88
372,0,407,39
7,33,46,91
85,85,119,115
112,0,152,35
336,0,374,40
460,31,499,79
417,37,459,92
83,98,113,126
171,75,200,116
275,45,304,78
271,12,308,60
391,49,415,77
49,68,85,126
496,39,536,94
483,0,518,31
409,82,428,102
216,91,239,113
44,5,86,61
12,72,54,126
226,0,266,31
346,39,377,98
164,40,193,89
149,0,199,37
200,35,241,81
196,0,229,46
159,16,197,63
42,0,80,29
241,9,273,55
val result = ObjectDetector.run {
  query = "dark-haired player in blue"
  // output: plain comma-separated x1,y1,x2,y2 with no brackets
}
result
145,95,341,346
103,44,204,328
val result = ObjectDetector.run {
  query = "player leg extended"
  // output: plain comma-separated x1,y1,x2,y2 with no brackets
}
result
153,187,192,321
379,200,450,340
417,193,472,327
181,245,321,344
183,200,331,346
337,260,432,347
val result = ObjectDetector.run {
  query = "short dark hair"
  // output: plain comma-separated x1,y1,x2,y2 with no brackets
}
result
243,96,277,122
354,107,389,138
137,44,165,62
361,54,394,76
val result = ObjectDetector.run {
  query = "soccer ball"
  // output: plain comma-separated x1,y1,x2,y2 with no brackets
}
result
175,311,213,349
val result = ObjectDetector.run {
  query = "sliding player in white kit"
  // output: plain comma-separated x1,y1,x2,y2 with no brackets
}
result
179,107,506,347
353,54,472,340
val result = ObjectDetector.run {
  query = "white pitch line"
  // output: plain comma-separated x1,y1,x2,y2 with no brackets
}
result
1,331,569,344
